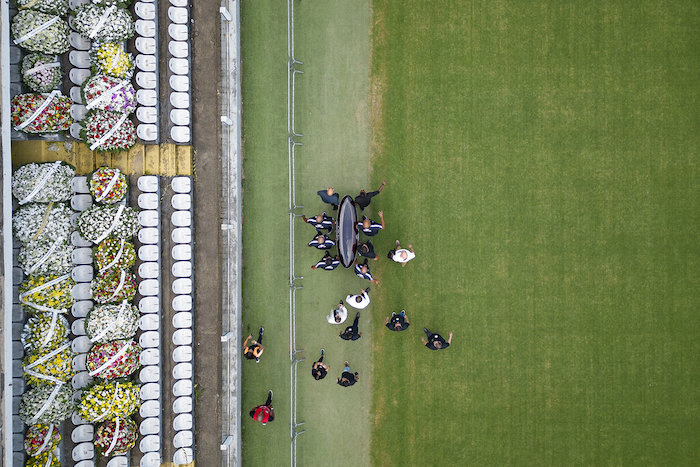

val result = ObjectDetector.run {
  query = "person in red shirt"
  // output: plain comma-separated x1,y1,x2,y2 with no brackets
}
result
249,390,275,425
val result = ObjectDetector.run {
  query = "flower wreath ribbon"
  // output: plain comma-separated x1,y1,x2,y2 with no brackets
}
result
40,310,62,348
23,60,61,77
30,202,54,241
23,367,65,384
88,5,116,39
90,300,128,342
44,455,53,467
99,238,125,274
88,340,132,377
19,0,44,11
89,113,130,151
20,273,70,313
14,90,61,131
105,417,121,455
92,204,125,243
86,81,128,112
94,168,122,203
105,269,127,302
29,381,65,424
27,236,64,274
19,161,62,204
24,341,70,372
35,423,55,456
14,16,60,45
93,382,120,422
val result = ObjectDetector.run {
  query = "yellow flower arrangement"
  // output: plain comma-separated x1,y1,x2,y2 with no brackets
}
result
78,381,140,422
19,274,75,314
23,345,74,386
91,42,134,79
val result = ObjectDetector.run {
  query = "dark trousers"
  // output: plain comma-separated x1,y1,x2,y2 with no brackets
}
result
318,354,324,363
424,329,432,339
351,312,360,332
265,391,272,407
258,328,264,344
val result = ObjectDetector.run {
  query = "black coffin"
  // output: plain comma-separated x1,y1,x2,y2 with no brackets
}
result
337,195,358,268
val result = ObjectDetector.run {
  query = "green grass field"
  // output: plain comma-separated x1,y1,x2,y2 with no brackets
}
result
369,1,699,464
240,1,373,465
239,2,290,465
241,1,699,465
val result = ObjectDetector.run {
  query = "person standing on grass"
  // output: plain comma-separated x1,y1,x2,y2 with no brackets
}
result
317,187,340,210
337,362,360,387
340,312,362,341
387,240,415,267
346,287,371,309
357,240,378,261
243,327,265,363
302,212,334,232
326,300,348,324
312,251,341,270
249,390,275,425
358,211,385,237
354,259,379,284
422,328,453,350
354,180,386,210
308,232,335,249
385,310,410,332
312,349,330,380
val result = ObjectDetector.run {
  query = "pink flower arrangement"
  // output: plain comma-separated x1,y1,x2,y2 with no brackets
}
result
82,74,136,114
82,110,136,152
90,269,136,304
89,167,129,204
11,93,72,134
95,417,138,455
24,423,61,457
86,340,141,379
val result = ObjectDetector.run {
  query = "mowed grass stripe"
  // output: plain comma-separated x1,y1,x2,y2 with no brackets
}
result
240,0,374,466
370,1,699,465
292,1,373,466
240,2,291,466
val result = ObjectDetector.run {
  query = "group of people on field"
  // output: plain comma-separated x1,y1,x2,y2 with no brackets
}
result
246,181,451,425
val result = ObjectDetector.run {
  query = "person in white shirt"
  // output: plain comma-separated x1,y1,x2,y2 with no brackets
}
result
326,301,348,324
346,288,371,309
388,240,415,267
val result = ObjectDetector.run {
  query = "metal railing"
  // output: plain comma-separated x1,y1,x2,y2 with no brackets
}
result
287,0,305,466
218,1,304,464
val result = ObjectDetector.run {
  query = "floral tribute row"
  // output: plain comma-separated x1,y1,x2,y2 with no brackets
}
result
10,0,139,151
12,162,145,465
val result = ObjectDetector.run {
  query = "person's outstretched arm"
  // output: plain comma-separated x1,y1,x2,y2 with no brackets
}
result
378,211,385,229
378,180,386,192
243,335,251,349
447,332,453,344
